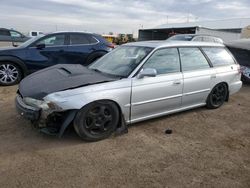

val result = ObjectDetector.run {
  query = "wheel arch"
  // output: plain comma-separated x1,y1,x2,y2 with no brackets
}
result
220,81,229,102
83,99,126,129
209,81,229,102
0,56,28,77
72,98,127,132
85,50,108,65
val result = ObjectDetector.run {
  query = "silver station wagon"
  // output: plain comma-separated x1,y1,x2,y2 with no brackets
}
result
16,41,242,141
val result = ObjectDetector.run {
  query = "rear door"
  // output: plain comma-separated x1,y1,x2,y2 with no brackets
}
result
131,48,183,122
179,47,215,107
64,33,100,65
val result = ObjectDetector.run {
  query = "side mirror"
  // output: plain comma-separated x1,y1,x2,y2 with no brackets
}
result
36,43,45,50
137,68,157,79
12,41,19,47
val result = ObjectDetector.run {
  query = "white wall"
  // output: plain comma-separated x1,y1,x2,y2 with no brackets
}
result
196,27,241,42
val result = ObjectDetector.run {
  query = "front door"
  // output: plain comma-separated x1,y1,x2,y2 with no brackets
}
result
131,48,183,123
25,34,68,72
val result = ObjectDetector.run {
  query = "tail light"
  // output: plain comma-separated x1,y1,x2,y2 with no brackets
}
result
239,65,246,74
107,43,115,49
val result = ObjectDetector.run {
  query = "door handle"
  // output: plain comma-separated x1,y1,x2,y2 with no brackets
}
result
211,74,216,79
173,80,181,85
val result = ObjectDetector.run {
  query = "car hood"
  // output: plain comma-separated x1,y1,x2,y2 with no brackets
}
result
0,47,16,51
0,46,24,54
18,64,118,100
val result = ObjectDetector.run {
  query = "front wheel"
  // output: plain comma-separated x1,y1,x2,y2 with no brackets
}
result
207,83,228,109
74,101,119,141
0,62,22,86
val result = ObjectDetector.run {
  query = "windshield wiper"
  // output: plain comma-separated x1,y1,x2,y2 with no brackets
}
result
90,68,125,79
91,68,103,73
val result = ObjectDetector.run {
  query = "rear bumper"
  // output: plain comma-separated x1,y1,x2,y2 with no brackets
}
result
15,95,41,121
229,81,242,95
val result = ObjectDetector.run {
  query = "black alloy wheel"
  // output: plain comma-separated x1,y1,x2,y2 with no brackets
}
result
207,83,228,109
74,101,119,141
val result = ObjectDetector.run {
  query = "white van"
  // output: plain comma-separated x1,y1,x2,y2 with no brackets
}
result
29,31,44,38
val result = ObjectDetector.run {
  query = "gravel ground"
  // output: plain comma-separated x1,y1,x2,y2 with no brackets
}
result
0,85,249,188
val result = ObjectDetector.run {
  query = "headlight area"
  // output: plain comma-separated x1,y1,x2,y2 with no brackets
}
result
16,96,77,137
23,97,63,113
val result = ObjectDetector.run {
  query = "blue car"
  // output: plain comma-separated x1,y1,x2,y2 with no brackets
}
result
0,31,114,86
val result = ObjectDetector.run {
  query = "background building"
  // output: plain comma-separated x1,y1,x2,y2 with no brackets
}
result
138,18,250,42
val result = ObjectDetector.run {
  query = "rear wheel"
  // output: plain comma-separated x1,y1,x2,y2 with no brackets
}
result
207,83,228,109
0,62,22,86
74,101,119,141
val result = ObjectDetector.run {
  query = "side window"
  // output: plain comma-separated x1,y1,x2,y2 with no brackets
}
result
10,31,21,38
36,34,65,47
70,34,90,45
87,36,98,44
143,48,180,75
179,48,210,71
202,47,235,67
0,30,10,36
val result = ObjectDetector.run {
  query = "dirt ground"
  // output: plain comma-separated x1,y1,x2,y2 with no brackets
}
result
0,85,249,188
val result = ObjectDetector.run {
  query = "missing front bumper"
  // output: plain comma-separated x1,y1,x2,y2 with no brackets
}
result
15,95,77,137
15,95,41,121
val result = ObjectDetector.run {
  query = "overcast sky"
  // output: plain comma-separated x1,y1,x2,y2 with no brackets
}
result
0,0,249,35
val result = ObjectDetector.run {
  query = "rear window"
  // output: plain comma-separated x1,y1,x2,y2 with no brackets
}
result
202,48,235,67
202,37,215,42
168,35,194,41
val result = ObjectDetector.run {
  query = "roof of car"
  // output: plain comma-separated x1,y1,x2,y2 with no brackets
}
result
51,31,94,35
124,40,224,48
173,34,217,37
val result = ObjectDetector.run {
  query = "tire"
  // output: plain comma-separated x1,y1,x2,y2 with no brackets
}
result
0,62,22,86
85,52,107,65
207,83,228,109
74,100,119,141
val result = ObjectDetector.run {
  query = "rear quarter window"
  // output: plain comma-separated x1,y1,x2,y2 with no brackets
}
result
202,47,235,67
70,34,90,45
87,35,98,44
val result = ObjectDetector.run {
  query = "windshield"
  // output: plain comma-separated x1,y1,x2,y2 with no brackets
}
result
89,46,153,77
18,34,45,48
168,35,194,41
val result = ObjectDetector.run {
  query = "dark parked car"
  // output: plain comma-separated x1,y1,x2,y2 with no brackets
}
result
226,39,250,83
0,31,114,86
0,28,30,46
168,34,223,43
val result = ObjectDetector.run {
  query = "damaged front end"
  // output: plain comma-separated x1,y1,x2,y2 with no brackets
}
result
15,93,76,137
